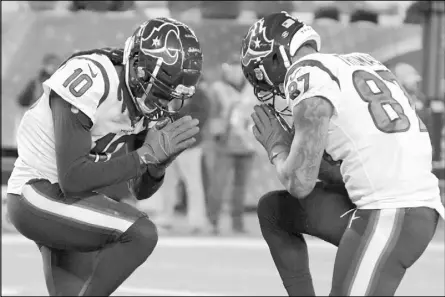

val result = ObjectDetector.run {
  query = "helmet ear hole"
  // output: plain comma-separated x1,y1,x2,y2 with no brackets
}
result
272,53,279,63
271,53,280,71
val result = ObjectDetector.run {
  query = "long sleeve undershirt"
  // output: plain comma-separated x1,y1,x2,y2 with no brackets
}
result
50,90,146,196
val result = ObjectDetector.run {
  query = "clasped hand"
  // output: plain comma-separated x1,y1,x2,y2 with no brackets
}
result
251,104,294,164
138,116,200,168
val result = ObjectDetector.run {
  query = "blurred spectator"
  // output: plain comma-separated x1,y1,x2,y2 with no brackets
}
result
350,8,379,25
157,78,212,234
393,62,431,131
15,53,61,147
313,5,341,25
17,53,61,109
205,53,257,235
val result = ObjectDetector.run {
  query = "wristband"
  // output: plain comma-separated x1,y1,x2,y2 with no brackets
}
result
269,145,289,165
146,165,165,182
137,146,161,166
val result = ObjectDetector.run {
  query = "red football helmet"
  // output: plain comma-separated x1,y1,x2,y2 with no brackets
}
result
123,17,203,120
240,12,321,114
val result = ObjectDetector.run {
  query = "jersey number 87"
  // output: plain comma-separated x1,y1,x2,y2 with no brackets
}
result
352,69,428,134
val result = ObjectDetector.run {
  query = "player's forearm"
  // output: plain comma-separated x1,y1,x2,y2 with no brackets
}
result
274,150,343,195
128,165,165,200
272,147,318,199
274,96,334,199
125,133,165,200
59,151,146,195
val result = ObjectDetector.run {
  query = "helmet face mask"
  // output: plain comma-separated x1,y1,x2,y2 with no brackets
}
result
240,12,321,116
124,17,203,120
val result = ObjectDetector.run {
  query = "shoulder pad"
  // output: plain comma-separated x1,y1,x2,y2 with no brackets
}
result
285,53,340,95
44,55,111,123
284,53,342,113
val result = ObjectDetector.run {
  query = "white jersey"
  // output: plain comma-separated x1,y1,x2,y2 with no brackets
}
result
284,52,444,218
7,53,147,195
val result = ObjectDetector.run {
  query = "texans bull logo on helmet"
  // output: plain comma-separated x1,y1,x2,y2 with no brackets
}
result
141,22,182,66
241,19,274,67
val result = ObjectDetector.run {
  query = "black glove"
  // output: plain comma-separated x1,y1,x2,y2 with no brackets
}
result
251,104,293,163
137,115,200,168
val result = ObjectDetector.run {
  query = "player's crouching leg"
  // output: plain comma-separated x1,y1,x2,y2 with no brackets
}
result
118,216,159,260
79,216,158,296
7,178,159,296
257,190,316,296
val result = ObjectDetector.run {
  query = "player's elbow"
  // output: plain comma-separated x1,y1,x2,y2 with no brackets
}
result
58,172,85,196
278,171,315,199
132,185,159,201
58,164,94,196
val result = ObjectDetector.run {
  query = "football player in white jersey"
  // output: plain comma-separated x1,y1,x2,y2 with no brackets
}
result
6,18,203,296
241,12,444,296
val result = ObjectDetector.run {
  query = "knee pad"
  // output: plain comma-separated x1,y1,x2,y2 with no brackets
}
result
123,217,158,254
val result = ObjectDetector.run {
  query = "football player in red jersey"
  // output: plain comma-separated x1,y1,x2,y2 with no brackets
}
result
6,17,203,296
241,12,443,296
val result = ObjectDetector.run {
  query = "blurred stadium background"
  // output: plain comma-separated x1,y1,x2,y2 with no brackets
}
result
1,1,444,296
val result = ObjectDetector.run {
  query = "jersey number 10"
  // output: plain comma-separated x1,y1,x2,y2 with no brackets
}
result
352,69,428,134
63,68,94,97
